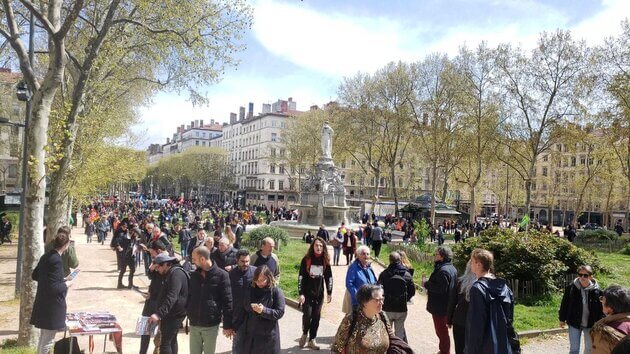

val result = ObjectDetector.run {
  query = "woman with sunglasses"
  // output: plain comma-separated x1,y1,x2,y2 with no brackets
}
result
559,265,605,354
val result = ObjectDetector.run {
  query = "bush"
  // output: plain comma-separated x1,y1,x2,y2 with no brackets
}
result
244,226,289,250
576,229,619,242
452,227,604,295
620,243,630,256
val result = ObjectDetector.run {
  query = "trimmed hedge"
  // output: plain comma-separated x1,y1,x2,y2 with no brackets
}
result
243,226,289,250
576,229,619,242
452,227,605,295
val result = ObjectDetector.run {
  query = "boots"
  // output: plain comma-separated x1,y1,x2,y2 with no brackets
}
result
298,334,307,348
307,339,320,350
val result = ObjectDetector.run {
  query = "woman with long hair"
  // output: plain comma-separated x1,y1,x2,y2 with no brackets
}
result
447,260,477,354
298,237,333,350
243,265,286,353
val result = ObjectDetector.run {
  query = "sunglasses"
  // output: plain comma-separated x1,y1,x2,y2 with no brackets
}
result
578,273,591,278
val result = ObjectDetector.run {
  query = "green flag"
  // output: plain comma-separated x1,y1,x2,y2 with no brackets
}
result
519,214,530,229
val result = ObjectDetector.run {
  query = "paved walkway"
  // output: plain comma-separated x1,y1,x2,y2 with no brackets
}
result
0,227,570,353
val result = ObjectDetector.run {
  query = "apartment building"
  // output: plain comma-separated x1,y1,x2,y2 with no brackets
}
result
221,98,301,207
147,119,223,164
0,68,25,193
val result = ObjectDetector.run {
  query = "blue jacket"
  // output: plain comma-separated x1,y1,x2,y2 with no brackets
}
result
425,260,458,316
465,277,515,354
346,260,377,307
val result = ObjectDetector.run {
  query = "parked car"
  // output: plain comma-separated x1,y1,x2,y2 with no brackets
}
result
582,223,601,230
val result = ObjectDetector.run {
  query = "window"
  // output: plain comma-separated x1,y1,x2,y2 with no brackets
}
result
271,133,277,142
196,132,199,137
270,148,276,157
542,167,548,177
542,155,548,162
571,157,576,167
278,180,284,190
279,149,285,157
351,160,356,166
350,179,355,186
202,141,206,146
341,161,346,168
269,180,275,190
279,165,285,174
580,156,586,165
270,164,276,173
196,140,200,146
8,164,17,178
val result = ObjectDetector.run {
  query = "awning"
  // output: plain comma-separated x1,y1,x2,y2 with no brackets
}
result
436,209,461,215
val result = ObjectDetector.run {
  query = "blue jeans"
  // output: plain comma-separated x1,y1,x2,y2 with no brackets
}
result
568,325,592,354
333,247,341,265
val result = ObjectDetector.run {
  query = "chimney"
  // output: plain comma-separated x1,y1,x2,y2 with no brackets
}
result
180,124,185,133
210,119,215,125
230,113,237,124
191,120,195,128
199,119,204,127
248,102,254,118
166,137,170,144
186,125,190,130
239,106,245,121
177,127,181,133
262,103,271,114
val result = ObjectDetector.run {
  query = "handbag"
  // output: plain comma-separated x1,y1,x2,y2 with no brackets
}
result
53,333,81,354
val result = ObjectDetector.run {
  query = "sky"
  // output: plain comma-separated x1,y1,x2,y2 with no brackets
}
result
135,0,629,148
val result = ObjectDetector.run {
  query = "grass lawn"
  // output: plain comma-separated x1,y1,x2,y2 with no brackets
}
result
512,250,630,332
275,241,310,300
373,243,435,285
0,339,35,354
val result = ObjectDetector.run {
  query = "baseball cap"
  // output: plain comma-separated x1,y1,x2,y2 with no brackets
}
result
153,253,177,264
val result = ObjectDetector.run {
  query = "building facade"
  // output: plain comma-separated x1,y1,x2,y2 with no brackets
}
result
147,119,223,164
0,68,25,194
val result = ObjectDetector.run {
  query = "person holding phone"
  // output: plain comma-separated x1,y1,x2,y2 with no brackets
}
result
242,265,285,353
297,237,333,350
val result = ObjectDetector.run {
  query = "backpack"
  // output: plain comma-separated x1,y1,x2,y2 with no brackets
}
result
384,272,409,308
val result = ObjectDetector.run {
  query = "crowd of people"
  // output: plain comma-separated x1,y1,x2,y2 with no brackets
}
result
25,198,630,354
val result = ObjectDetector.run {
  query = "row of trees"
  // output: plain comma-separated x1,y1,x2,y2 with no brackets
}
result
1,0,252,345
145,147,236,199
283,24,629,228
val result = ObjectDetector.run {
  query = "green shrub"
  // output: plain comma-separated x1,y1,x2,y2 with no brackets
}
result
3,211,19,235
620,243,630,256
452,227,604,295
576,229,619,242
244,226,289,250
413,219,430,249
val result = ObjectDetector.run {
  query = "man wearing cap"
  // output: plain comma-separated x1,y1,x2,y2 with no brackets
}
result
187,246,233,354
149,253,188,354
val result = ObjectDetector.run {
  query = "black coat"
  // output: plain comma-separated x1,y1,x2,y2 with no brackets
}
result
425,260,458,316
142,269,164,316
155,264,188,320
559,280,604,328
378,263,415,312
212,246,238,270
186,263,233,328
229,265,256,330
447,278,470,327
30,250,68,330
243,286,285,354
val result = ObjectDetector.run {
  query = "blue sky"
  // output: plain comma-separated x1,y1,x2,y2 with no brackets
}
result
135,0,629,148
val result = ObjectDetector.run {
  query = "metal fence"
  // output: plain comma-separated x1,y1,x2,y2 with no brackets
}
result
506,273,577,300
573,239,627,253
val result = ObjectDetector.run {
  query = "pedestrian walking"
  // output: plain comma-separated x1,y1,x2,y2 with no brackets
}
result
149,253,188,354
85,219,95,243
1,213,13,244
229,249,257,353
250,237,280,280
465,248,519,354
344,245,377,313
447,260,477,354
371,221,384,258
242,265,286,354
187,246,233,354
331,229,343,266
559,265,605,354
424,245,458,354
590,285,630,354
298,237,333,350
114,226,141,289
343,229,358,265
140,240,168,354
377,251,415,342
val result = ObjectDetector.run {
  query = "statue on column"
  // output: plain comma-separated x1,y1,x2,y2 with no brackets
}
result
321,121,334,159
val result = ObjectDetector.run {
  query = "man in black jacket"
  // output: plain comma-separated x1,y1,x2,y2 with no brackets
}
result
378,251,415,342
149,253,188,354
424,246,457,354
316,224,329,242
229,249,256,354
114,227,140,289
187,246,233,354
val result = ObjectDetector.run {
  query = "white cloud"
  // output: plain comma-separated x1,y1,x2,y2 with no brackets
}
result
570,0,629,45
